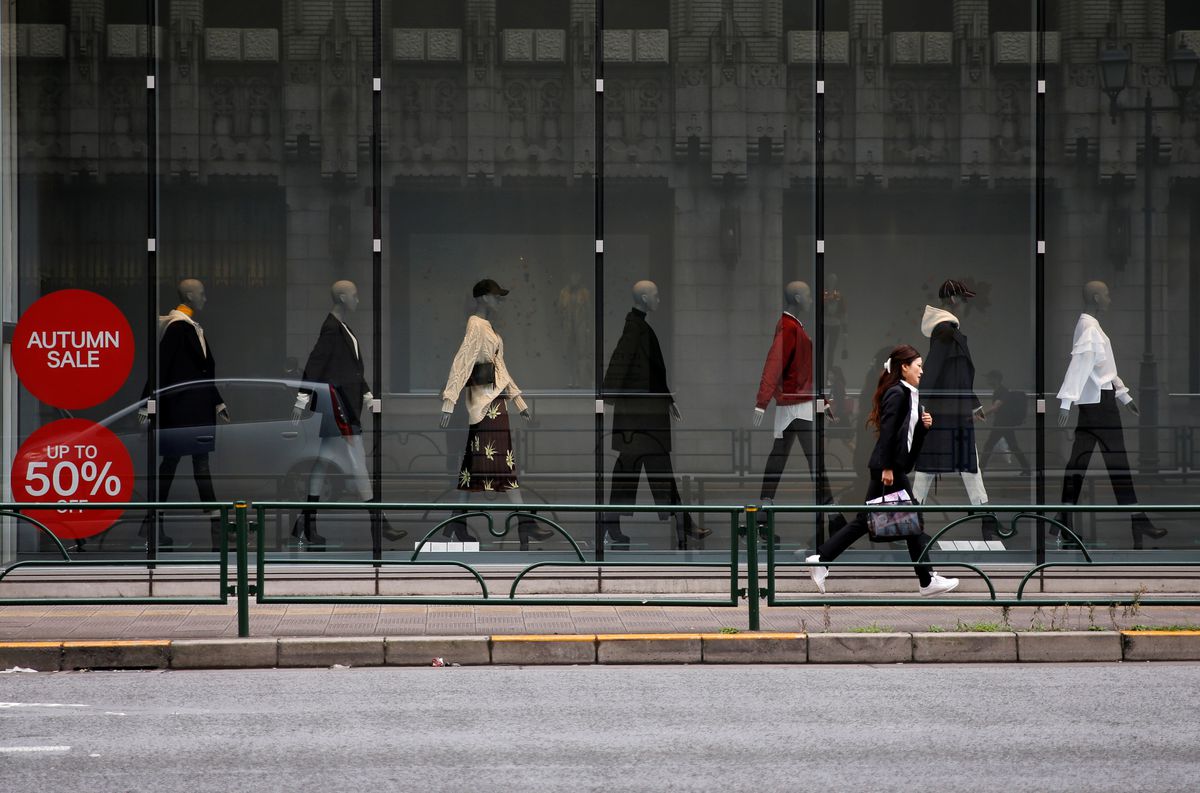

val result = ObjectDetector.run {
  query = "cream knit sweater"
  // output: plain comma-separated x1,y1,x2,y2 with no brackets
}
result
441,315,528,424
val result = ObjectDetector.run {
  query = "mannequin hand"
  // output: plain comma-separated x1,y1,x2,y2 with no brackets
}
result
921,411,933,429
752,408,764,428
881,469,894,487
1124,400,1140,417
973,406,987,423
217,407,231,424
137,407,150,426
291,406,304,426
519,408,531,421
439,411,452,429
670,403,682,422
1058,408,1071,427
824,401,837,423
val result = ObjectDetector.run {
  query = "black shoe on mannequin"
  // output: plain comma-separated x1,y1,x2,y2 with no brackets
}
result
1131,512,1167,550
516,515,554,550
291,495,326,550
441,510,478,542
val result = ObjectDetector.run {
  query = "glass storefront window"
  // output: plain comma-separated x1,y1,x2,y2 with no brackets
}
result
2,1,1197,570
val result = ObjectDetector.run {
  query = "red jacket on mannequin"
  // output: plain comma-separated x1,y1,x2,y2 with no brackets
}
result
756,313,814,410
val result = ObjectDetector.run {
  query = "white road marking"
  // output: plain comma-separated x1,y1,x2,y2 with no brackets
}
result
0,702,87,709
0,746,71,753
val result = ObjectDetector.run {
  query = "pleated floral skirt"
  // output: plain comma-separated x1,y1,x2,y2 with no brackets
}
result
457,398,519,492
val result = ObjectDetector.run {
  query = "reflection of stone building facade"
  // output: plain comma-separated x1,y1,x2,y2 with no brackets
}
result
8,1,1200,457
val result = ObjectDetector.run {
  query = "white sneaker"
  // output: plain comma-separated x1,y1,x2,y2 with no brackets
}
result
919,573,959,597
803,554,828,594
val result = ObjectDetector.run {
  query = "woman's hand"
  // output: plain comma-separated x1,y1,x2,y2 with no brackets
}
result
881,469,894,486
921,411,933,429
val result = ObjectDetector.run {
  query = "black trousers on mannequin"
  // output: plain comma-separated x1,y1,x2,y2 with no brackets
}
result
1060,390,1138,507
759,418,833,503
606,448,696,539
816,470,933,587
141,454,218,546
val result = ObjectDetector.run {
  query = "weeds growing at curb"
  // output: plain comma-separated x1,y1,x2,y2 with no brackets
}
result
955,620,1002,632
1000,606,1012,630
719,627,739,634
822,605,832,632
1128,624,1200,632
927,625,946,633
849,623,888,634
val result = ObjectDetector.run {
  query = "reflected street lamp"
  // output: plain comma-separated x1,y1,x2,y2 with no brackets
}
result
1097,45,1198,473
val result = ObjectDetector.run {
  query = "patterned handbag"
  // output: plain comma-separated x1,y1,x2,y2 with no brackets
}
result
866,490,923,540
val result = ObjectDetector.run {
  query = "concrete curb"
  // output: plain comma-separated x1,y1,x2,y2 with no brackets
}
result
807,633,913,664
1121,630,1200,661
2,631,1198,670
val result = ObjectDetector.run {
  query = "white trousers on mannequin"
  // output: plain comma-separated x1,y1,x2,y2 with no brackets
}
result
912,462,989,506
307,435,373,501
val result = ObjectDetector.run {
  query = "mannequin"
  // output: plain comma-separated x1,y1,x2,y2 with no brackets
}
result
602,280,711,549
912,280,1002,542
1055,281,1167,549
752,281,836,544
439,279,553,550
140,279,229,550
290,280,405,553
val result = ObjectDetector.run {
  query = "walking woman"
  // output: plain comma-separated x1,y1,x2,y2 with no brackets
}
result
803,344,959,596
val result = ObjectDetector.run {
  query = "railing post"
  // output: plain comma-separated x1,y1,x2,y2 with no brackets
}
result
235,501,250,638
745,506,760,631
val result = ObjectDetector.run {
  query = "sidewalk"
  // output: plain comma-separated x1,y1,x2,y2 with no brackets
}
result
3,599,1200,640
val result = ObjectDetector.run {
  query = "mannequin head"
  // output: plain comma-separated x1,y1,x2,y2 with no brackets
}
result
938,278,976,310
826,273,839,292
472,278,509,318
785,281,813,312
330,280,360,314
177,279,207,313
632,280,660,313
1083,280,1111,313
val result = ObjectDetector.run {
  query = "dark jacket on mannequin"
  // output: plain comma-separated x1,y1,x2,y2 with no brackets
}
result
155,318,224,456
869,383,929,474
302,313,370,433
916,306,981,473
603,308,673,454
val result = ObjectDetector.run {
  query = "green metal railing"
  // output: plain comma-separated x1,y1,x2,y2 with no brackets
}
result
3,500,1200,637
758,503,1200,628
0,501,233,611
250,502,747,625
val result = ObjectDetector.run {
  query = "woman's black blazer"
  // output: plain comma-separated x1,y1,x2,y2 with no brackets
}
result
868,383,928,473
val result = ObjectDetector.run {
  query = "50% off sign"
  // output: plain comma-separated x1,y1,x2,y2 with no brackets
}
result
10,420,134,540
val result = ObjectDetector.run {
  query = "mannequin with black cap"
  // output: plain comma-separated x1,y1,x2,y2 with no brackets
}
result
288,279,407,553
1055,280,1167,549
438,279,554,550
911,279,1003,541
602,280,711,549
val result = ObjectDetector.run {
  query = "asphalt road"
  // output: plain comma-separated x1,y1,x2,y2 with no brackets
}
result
1,664,1197,793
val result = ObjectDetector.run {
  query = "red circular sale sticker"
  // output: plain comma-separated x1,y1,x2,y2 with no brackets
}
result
13,289,135,410
10,419,134,540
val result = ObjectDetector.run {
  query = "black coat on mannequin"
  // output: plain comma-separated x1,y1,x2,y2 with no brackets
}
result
603,308,673,455
157,319,224,456
916,317,981,473
302,313,370,434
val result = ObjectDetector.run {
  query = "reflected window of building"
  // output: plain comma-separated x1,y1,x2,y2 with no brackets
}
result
603,0,669,29
391,0,466,28
106,0,148,25
15,0,68,25
883,0,952,32
497,0,569,31
204,0,281,28
783,0,849,30
989,0,1059,32
1166,0,1200,33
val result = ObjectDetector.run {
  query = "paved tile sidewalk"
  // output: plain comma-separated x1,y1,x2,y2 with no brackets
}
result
2,600,1198,640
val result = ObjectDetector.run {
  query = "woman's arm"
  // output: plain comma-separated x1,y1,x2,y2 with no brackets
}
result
875,386,906,472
